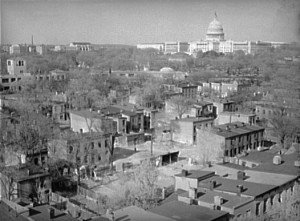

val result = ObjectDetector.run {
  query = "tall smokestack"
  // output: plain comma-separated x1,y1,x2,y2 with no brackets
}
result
31,35,34,45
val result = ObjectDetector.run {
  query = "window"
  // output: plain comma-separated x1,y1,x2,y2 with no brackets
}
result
91,142,94,149
105,140,108,147
20,70,24,74
98,142,101,148
69,146,73,154
7,61,11,66
2,78,9,83
98,155,101,161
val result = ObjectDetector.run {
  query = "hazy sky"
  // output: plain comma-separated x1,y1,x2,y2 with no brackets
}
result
1,0,299,45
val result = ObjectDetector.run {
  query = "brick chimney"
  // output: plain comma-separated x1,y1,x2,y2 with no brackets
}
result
189,188,197,199
236,184,243,195
210,180,216,190
237,171,245,180
49,208,55,219
181,169,188,177
214,196,224,206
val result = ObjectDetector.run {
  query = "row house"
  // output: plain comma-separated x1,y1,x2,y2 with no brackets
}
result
174,169,299,220
196,122,264,158
48,131,114,171
204,98,236,117
35,69,67,82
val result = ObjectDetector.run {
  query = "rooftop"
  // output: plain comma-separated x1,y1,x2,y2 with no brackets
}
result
200,175,277,198
174,117,214,123
240,148,300,176
179,189,253,209
175,170,215,179
210,122,264,138
219,111,255,117
149,201,228,221
205,163,298,186
114,205,174,221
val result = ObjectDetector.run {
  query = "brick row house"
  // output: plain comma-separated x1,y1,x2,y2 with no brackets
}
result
196,122,264,159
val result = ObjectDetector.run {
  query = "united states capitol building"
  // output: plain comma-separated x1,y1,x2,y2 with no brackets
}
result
137,13,289,55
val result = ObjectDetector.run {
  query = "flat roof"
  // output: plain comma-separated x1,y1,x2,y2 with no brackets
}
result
149,201,228,221
174,117,214,123
21,204,77,221
211,122,264,138
114,206,174,221
243,150,300,176
175,170,215,179
219,111,255,117
179,189,253,209
200,176,277,198
205,163,297,186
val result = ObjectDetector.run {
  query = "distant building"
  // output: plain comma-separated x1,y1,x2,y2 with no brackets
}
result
164,42,189,54
9,44,28,54
69,42,92,51
36,45,48,55
206,13,225,41
35,69,67,82
137,43,165,52
48,131,114,170
196,122,265,158
7,58,27,75
217,111,256,125
69,110,116,134
204,98,236,117
1,58,33,92
171,117,214,145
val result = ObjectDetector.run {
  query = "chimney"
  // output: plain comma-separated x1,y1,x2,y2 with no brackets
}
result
210,180,216,190
188,188,197,199
181,169,188,177
273,155,282,165
214,196,224,206
236,184,243,195
237,171,245,180
49,208,55,219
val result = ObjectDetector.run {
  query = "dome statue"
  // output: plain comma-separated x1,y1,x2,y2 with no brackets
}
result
206,12,225,41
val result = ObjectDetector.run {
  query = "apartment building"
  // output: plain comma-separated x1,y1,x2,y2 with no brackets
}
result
48,131,114,170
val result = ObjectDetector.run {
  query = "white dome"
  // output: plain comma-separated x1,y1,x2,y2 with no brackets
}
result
206,13,225,41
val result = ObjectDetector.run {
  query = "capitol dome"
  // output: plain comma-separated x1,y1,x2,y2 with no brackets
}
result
206,13,225,41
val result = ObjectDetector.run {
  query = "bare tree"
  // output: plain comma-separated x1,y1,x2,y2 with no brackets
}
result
169,96,194,119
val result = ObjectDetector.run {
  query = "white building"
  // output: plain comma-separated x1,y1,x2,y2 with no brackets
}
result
137,43,164,52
